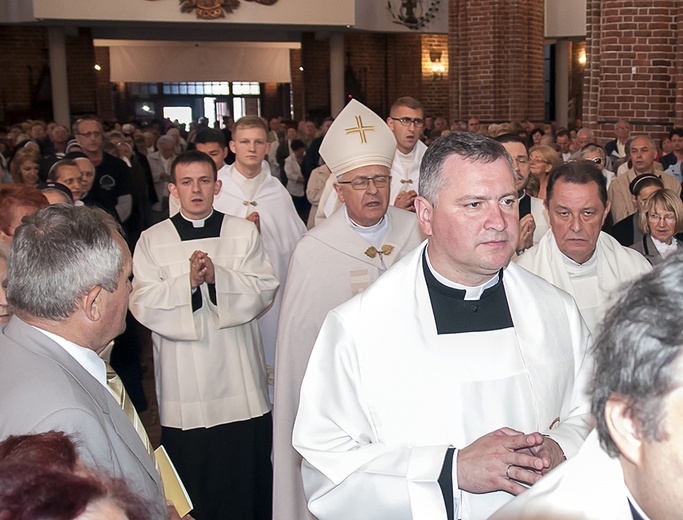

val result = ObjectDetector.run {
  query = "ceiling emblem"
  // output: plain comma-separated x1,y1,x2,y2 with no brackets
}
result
179,0,278,19
386,0,440,30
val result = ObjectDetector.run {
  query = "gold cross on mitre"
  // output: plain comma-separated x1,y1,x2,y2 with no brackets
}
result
345,116,375,144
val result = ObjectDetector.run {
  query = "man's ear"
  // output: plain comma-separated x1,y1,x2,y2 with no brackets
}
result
605,395,642,466
213,179,222,196
414,196,434,237
333,181,345,203
229,140,237,155
82,286,104,323
168,183,178,199
601,200,612,227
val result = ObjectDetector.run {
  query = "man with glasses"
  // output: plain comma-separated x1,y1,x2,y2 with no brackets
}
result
387,96,429,212
313,97,428,222
295,132,593,520
73,117,133,229
605,119,631,159
273,99,423,520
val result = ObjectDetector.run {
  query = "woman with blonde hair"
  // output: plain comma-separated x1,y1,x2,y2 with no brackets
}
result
529,144,562,198
9,147,41,187
630,188,683,265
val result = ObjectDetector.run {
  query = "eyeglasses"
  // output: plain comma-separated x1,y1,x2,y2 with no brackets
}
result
530,157,550,164
337,175,391,190
586,157,604,165
648,213,676,223
77,131,102,139
390,117,425,128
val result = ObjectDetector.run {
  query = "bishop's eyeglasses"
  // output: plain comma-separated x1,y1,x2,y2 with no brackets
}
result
337,175,392,190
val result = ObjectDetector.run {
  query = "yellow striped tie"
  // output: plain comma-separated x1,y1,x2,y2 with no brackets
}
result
105,362,157,467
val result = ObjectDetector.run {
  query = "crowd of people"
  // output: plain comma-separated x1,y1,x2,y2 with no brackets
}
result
1,99,683,520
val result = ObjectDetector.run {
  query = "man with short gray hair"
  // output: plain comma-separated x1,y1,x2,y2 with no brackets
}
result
608,136,681,222
294,132,593,520
0,204,167,518
493,252,683,519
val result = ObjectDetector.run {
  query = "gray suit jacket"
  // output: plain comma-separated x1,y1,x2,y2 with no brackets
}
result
0,317,166,518
630,235,681,266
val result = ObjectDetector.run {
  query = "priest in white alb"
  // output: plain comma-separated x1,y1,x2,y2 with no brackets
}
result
273,99,424,520
172,120,307,402
130,150,279,519
516,161,651,335
386,96,428,212
294,132,594,520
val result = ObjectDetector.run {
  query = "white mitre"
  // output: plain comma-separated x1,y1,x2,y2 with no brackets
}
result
320,99,397,177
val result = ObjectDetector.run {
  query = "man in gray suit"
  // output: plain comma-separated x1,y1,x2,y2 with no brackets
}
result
0,204,167,518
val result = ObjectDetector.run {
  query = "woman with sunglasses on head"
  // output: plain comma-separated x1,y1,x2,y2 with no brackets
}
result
578,144,615,188
630,188,683,265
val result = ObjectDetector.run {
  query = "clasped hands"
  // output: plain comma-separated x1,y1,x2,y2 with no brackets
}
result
189,250,215,288
457,427,565,496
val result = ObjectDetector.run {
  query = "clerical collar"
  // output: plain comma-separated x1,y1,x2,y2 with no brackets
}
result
343,206,388,249
422,250,513,334
171,210,224,241
425,247,499,301
179,209,214,228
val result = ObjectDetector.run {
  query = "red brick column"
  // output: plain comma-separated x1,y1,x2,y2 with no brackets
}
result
584,0,683,144
448,0,545,123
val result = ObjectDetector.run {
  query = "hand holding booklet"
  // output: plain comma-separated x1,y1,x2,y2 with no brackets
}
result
155,445,193,517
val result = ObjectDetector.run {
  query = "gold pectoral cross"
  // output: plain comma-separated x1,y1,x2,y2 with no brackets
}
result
345,116,375,144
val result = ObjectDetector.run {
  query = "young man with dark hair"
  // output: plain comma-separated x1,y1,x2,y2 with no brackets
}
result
130,150,278,520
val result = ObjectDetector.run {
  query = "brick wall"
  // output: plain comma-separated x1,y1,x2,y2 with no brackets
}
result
298,32,446,121
94,46,114,121
584,0,682,144
0,26,100,125
66,28,98,117
0,27,49,123
301,32,330,119
448,0,545,123
420,34,449,120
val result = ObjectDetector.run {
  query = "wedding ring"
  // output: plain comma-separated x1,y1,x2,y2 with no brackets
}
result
505,464,512,479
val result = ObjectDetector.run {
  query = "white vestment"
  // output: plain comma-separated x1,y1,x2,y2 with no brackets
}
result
491,430,633,520
212,161,306,399
528,195,550,245
273,206,424,520
389,140,427,205
129,212,279,429
314,173,343,226
305,164,332,229
294,243,593,520
516,230,651,334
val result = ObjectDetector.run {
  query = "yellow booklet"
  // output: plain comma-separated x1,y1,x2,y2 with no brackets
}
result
154,445,193,517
